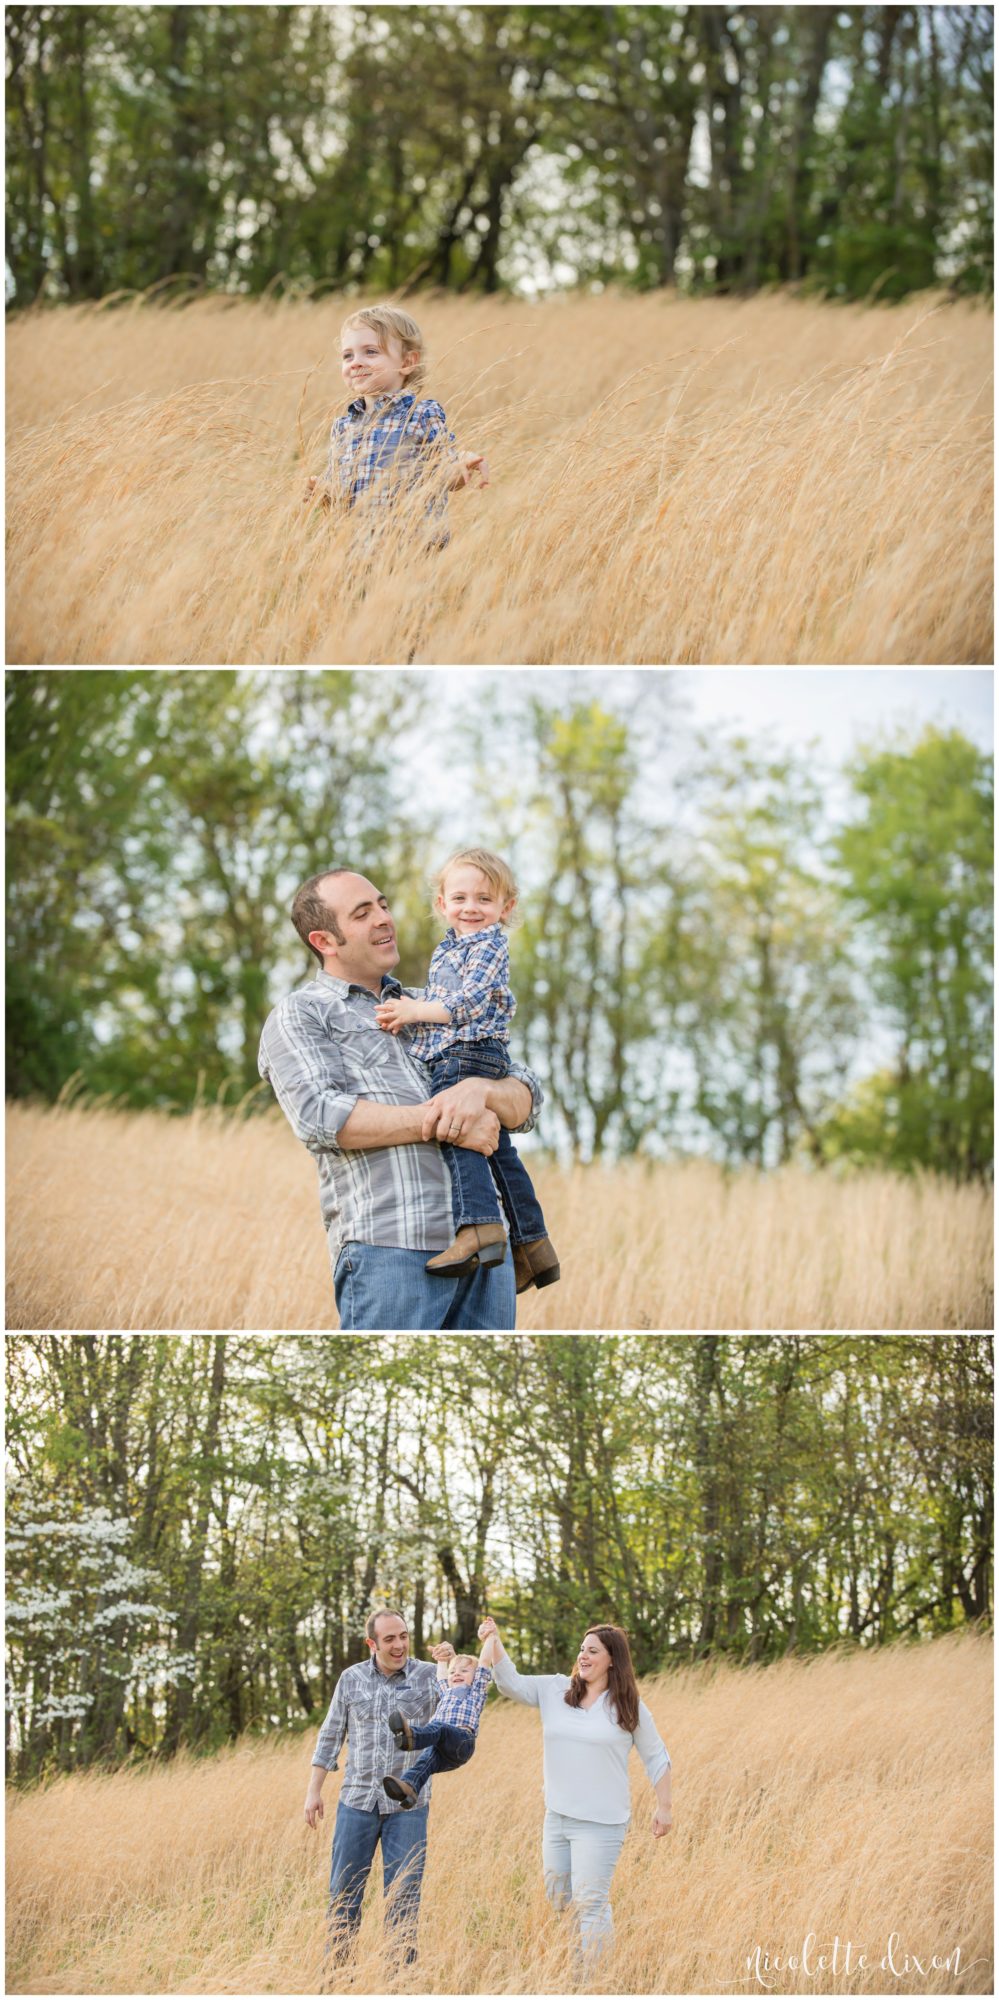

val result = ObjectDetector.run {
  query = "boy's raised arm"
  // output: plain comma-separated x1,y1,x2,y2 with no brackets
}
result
429,1639,455,1681
477,1625,500,1669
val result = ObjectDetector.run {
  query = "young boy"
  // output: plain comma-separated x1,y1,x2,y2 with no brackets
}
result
305,304,489,547
375,846,560,1295
383,1630,497,1810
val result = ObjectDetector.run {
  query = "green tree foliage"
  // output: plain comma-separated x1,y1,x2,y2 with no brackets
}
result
5,5,993,308
646,739,861,1167
5,1333,993,1780
6,670,426,1105
824,729,993,1178
510,698,661,1157
6,673,993,1180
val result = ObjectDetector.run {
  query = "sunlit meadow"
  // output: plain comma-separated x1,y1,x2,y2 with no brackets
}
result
5,1634,992,1995
5,1099,992,1330
5,288,992,665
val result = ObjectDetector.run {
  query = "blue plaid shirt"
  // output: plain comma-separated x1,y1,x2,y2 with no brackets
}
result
325,392,459,541
408,924,516,1063
433,1664,493,1733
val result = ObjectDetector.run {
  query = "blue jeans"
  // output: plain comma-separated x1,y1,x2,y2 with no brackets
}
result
403,1719,477,1796
426,1038,547,1244
542,1809,629,1964
327,1798,429,1966
334,1241,515,1329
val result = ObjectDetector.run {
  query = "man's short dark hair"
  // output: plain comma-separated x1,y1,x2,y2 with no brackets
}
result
366,1607,406,1643
291,868,358,966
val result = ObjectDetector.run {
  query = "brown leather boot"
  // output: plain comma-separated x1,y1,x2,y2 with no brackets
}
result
383,1775,418,1809
425,1223,507,1277
511,1236,561,1294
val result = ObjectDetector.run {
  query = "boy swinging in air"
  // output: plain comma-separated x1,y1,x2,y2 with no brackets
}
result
382,1626,499,1808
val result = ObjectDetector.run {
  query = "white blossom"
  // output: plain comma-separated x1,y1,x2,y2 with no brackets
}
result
5,1589,74,1625
32,1693,94,1723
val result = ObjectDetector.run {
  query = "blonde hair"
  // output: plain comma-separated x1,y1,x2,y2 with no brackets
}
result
449,1653,478,1673
433,847,520,928
340,304,428,394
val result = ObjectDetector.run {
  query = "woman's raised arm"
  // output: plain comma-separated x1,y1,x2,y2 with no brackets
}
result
477,1617,543,1707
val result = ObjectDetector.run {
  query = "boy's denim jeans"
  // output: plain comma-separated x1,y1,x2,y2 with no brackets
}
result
426,1037,547,1246
326,1797,428,1966
403,1717,477,1796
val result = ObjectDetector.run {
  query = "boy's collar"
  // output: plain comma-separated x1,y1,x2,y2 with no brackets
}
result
347,390,416,418
443,922,502,946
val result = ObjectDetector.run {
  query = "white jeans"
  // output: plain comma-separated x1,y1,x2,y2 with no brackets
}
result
542,1809,629,1960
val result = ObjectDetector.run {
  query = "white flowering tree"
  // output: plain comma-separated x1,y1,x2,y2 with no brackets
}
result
6,1487,194,1776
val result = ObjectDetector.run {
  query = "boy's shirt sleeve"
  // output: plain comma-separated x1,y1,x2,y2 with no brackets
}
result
324,414,346,486
468,1666,493,1726
412,399,460,464
446,928,515,1032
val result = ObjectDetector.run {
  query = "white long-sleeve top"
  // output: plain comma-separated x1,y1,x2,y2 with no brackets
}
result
492,1651,671,1824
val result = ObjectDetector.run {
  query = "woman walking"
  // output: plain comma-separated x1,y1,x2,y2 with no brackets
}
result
477,1616,672,1963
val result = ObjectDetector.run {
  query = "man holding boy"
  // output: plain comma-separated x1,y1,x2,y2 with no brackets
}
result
258,867,542,1330
304,1608,456,1966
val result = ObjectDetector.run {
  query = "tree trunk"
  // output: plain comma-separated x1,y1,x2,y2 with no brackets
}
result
161,1336,227,1755
693,1338,722,1656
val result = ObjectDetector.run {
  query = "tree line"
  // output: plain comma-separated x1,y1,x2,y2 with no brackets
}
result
5,1333,992,1781
5,5,994,310
5,670,993,1180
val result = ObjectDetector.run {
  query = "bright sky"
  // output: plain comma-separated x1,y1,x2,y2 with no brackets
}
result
398,668,993,824
674,668,994,760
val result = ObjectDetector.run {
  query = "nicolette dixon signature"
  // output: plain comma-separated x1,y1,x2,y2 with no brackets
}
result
748,1933,966,1988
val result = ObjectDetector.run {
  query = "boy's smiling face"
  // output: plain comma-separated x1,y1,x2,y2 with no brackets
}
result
341,323,418,404
447,1657,478,1687
437,864,514,936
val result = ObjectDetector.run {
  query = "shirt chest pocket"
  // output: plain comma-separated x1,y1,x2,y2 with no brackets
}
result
341,1025,398,1085
349,1689,384,1724
394,1685,430,1715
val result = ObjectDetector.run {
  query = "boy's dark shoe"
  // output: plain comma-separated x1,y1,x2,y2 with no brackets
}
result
383,1775,418,1809
387,1708,414,1751
425,1223,507,1276
512,1235,561,1294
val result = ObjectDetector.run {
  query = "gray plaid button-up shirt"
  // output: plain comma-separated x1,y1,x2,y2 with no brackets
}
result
312,1654,443,1813
258,969,541,1261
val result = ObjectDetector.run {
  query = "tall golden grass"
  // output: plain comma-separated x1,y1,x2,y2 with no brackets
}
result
5,1098,992,1330
5,289,992,665
5,1634,992,1995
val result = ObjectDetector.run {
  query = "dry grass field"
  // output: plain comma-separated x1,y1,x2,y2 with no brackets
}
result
5,288,992,665
5,1098,993,1331
5,1634,992,1995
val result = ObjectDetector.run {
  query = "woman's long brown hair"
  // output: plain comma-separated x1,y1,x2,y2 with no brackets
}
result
564,1624,640,1734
